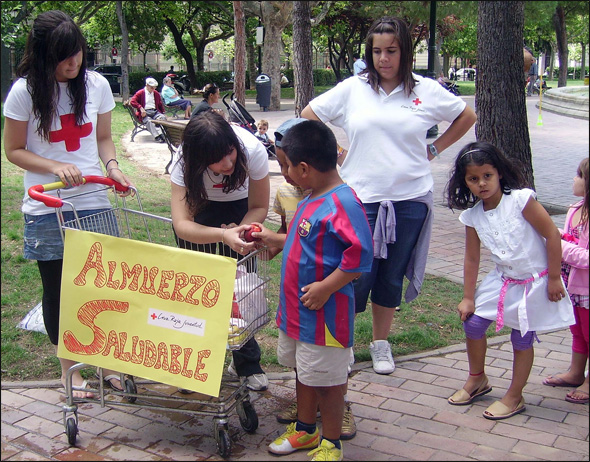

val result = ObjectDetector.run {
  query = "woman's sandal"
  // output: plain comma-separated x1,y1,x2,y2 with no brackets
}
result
483,398,525,420
448,379,492,406
63,378,95,399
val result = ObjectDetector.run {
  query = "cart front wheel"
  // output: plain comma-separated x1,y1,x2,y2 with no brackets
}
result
215,425,232,458
66,417,77,445
237,400,258,433
125,377,137,403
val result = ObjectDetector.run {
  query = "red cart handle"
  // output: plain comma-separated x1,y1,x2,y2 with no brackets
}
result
28,175,129,208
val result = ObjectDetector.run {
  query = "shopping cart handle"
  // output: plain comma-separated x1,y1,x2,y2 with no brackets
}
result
28,175,129,208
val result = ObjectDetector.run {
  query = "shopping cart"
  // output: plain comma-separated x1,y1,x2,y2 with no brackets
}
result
28,176,271,458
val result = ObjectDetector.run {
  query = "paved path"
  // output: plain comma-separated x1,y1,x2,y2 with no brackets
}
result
2,94,588,461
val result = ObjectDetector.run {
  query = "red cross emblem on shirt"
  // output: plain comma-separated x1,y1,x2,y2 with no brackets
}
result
49,113,92,151
412,97,422,106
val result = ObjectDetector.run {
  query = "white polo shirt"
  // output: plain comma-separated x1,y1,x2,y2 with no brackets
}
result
310,74,466,203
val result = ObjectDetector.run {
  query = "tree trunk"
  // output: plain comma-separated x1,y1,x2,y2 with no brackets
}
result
164,18,197,90
246,40,257,90
293,1,314,116
553,5,568,88
580,43,586,82
261,22,284,110
115,1,129,101
477,1,534,189
233,1,246,105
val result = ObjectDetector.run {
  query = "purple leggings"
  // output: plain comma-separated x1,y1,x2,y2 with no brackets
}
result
464,314,536,350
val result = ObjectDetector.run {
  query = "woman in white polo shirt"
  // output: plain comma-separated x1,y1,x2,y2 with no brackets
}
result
170,110,270,391
301,16,476,375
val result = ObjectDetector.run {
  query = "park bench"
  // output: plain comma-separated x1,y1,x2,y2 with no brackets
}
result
153,119,186,174
164,102,182,119
123,100,149,142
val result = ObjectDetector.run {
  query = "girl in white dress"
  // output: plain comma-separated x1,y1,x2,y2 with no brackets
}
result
444,141,574,420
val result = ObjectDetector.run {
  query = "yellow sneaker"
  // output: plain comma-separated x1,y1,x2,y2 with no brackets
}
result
268,422,320,455
307,439,343,461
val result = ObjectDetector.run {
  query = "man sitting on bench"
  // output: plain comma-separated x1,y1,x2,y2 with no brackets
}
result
130,77,167,143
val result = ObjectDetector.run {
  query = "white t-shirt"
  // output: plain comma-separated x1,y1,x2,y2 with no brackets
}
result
310,74,466,203
169,125,269,202
3,71,115,215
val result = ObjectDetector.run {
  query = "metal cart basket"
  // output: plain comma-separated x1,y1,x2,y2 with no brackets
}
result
28,176,271,458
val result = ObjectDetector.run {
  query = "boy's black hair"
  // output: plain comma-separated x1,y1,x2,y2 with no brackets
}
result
445,141,527,210
280,120,338,173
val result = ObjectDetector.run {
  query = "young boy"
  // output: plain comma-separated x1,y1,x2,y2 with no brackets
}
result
254,119,275,158
270,119,357,441
265,118,310,259
253,120,373,461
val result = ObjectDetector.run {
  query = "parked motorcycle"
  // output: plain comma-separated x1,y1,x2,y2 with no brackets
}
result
438,77,460,96
533,78,550,95
166,73,191,96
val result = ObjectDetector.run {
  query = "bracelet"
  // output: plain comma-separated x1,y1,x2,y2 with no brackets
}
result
105,158,119,170
221,228,227,245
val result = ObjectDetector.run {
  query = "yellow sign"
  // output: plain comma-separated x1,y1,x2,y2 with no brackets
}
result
58,229,237,397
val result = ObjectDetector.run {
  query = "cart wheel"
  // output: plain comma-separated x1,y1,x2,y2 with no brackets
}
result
66,417,77,446
124,377,137,403
237,400,258,433
216,425,232,458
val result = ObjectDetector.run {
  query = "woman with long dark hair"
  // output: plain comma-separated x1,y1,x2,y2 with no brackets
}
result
170,110,270,390
3,10,133,398
302,16,476,377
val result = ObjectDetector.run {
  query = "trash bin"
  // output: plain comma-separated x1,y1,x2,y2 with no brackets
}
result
255,74,271,111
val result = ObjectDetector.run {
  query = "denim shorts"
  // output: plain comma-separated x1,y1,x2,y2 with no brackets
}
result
23,208,117,261
354,200,428,312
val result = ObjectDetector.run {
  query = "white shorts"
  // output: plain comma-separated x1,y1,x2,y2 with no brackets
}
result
277,330,350,387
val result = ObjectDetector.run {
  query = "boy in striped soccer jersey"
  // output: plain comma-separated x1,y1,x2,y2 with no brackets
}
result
251,120,373,461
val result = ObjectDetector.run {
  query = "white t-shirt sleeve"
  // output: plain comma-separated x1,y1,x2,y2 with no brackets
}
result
308,77,353,128
459,207,475,228
236,125,269,181
513,188,536,211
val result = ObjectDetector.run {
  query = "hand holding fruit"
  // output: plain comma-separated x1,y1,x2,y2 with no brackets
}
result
243,224,262,242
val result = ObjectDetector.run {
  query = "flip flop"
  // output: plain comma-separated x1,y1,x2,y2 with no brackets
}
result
96,372,125,392
483,398,525,420
64,379,95,399
448,380,492,405
565,389,589,404
542,375,584,388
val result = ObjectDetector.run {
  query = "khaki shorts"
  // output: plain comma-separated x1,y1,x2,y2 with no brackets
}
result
277,330,350,387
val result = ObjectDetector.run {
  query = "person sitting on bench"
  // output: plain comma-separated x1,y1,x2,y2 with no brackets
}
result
130,77,167,143
162,76,192,119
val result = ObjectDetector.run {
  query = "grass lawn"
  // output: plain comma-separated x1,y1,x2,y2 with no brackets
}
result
2,92,505,382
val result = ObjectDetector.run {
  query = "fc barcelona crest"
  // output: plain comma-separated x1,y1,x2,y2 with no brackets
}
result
298,218,311,237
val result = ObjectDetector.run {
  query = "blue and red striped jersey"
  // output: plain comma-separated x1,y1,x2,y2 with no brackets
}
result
276,184,373,348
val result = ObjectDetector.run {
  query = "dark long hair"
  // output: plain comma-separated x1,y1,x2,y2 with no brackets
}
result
181,111,248,214
363,16,417,97
445,141,527,210
17,10,88,141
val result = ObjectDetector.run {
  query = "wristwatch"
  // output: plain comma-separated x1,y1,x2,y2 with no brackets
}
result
427,143,439,158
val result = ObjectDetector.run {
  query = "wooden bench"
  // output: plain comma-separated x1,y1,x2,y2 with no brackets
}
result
123,100,149,142
153,119,186,174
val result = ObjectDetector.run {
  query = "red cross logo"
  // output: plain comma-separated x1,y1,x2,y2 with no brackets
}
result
412,97,422,106
49,114,92,151
151,313,158,320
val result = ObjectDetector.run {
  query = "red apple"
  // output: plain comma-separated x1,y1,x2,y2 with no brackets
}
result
244,224,262,242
